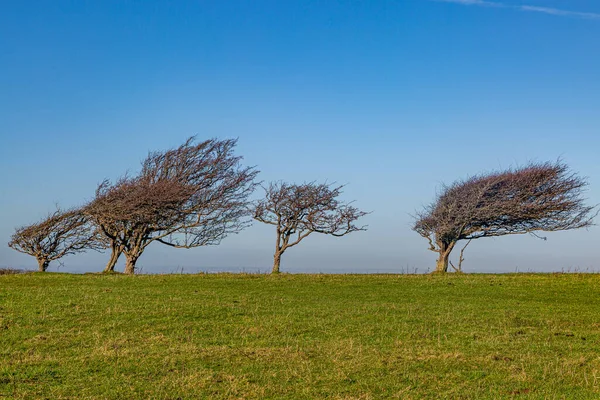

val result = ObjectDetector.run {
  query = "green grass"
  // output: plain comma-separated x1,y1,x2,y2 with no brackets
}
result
1,273,600,399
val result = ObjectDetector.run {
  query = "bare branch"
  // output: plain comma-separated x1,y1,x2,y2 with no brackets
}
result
456,239,472,272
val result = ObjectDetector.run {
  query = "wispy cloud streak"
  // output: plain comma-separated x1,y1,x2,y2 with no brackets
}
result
519,6,600,20
435,0,600,20
437,0,501,6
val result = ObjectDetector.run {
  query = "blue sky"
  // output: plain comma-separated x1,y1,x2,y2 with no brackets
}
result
1,0,599,273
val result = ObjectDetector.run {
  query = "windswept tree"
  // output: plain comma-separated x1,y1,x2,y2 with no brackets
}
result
86,137,258,274
413,162,596,273
8,207,103,272
85,176,193,273
254,182,368,274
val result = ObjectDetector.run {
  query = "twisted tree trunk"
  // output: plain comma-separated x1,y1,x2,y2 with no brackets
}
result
435,242,455,273
37,258,49,272
435,253,450,273
103,242,122,273
124,239,144,275
272,252,282,274
124,255,138,275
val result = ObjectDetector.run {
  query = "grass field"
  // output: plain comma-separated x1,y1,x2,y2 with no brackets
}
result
1,273,600,399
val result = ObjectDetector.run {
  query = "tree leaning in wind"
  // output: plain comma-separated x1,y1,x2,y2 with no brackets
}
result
254,182,368,274
8,207,103,272
86,137,258,274
413,161,596,274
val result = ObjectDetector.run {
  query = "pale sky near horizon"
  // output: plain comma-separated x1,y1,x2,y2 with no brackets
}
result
1,0,599,274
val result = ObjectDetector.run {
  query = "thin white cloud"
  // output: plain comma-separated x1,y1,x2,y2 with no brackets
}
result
436,0,503,6
519,6,600,20
435,0,600,20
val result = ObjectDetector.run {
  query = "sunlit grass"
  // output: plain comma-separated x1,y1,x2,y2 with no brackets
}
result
1,273,599,399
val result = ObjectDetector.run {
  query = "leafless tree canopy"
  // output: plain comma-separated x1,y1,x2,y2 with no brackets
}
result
413,162,596,273
254,182,368,273
86,137,258,274
8,207,103,272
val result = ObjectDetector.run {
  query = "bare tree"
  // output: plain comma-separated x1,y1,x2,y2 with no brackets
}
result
85,176,192,273
254,182,368,273
8,207,103,272
413,162,596,273
86,137,258,274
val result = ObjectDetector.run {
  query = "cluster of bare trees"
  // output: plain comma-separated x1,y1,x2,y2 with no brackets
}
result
7,137,597,275
9,137,368,274
85,138,258,274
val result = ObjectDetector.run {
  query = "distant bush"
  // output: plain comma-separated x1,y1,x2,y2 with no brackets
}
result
0,268,25,275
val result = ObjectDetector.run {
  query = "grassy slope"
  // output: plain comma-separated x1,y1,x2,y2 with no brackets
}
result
1,273,600,399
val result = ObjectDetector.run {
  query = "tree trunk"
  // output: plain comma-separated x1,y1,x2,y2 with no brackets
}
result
103,244,122,273
435,252,450,273
124,254,139,275
272,252,282,274
37,258,49,272
434,242,455,273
